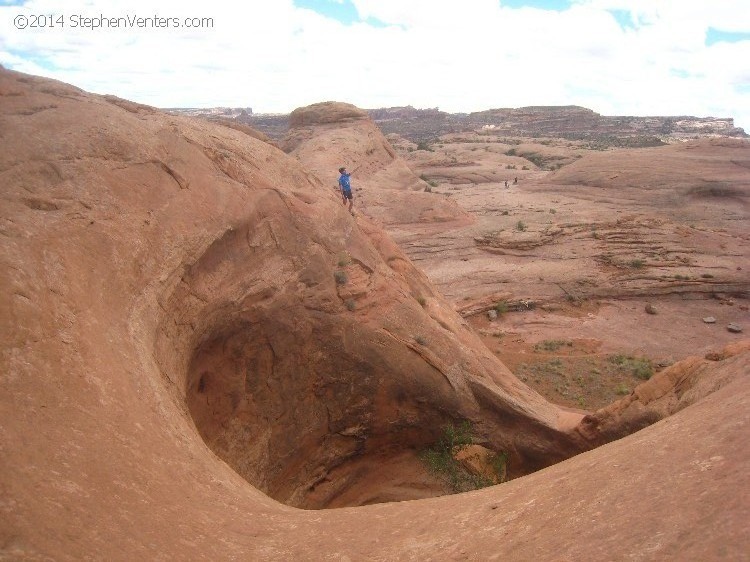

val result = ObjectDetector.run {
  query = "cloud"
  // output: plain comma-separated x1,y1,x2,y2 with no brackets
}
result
1,0,748,130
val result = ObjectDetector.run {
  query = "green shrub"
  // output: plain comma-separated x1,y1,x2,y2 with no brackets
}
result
345,299,356,311
417,296,427,307
334,270,348,285
493,301,508,315
516,221,527,232
608,355,654,380
615,384,630,395
419,422,506,493
534,339,573,352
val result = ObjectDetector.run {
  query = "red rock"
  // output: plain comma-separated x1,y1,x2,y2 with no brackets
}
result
2,68,749,560
282,101,473,227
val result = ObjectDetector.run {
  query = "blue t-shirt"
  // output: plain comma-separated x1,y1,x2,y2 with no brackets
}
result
339,173,351,192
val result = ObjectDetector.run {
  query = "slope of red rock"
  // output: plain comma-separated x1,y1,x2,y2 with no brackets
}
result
2,69,748,560
282,101,473,227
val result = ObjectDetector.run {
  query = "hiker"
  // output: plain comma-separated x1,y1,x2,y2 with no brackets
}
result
338,167,354,215
514,177,518,184
504,180,509,188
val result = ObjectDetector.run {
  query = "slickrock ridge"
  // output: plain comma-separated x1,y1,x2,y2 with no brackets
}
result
578,341,750,444
2,69,749,560
281,101,472,226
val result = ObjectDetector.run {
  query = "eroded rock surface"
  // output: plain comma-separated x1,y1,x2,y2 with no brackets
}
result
1,67,583,515
282,101,472,227
2,69,749,560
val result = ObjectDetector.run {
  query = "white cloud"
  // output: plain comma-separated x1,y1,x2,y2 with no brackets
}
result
0,0,748,130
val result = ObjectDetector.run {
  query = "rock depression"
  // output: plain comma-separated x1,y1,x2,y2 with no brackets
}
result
2,69,749,560
1,69,582,510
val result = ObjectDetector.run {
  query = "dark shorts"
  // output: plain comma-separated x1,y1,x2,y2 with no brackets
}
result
342,189,353,200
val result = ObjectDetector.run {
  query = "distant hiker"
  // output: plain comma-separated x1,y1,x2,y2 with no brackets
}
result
338,167,354,214
514,177,518,184
504,180,509,188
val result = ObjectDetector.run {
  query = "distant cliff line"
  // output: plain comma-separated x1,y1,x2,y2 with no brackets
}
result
169,104,747,145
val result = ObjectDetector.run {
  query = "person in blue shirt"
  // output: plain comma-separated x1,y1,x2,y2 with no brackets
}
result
338,167,355,215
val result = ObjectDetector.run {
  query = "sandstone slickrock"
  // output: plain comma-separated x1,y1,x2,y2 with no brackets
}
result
577,341,750,444
2,68,749,560
1,65,580,522
281,101,473,227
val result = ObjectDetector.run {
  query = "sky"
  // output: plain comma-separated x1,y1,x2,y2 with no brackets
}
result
1,0,749,130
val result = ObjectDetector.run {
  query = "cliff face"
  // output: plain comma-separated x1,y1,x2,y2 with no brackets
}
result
238,104,747,143
468,105,746,140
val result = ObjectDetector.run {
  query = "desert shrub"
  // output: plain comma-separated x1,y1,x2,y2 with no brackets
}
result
521,152,544,167
424,186,432,192
534,339,572,352
345,299,356,311
420,422,505,492
516,221,527,232
493,301,508,315
415,335,427,345
505,148,517,156
417,141,434,152
608,355,654,380
629,259,645,269
615,384,631,395
417,296,427,307
334,270,348,285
